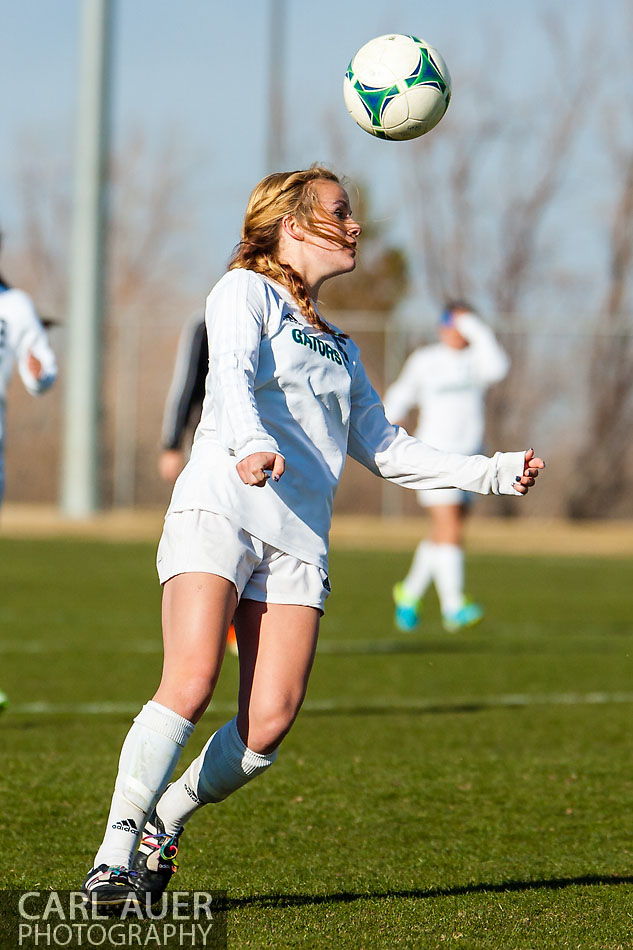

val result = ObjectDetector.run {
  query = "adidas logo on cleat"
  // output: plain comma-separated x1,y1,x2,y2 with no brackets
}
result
147,852,174,873
111,818,138,833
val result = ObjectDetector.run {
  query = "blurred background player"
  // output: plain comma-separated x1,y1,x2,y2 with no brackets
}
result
158,310,207,484
0,234,58,711
384,301,509,633
159,308,237,655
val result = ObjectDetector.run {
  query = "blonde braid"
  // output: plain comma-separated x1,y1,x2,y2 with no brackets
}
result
260,257,336,334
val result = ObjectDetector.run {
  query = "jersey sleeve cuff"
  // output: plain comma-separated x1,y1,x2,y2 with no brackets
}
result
494,450,526,495
234,439,283,464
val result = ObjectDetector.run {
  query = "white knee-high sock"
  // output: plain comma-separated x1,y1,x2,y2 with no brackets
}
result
155,717,278,835
432,543,465,615
94,701,195,869
402,540,435,600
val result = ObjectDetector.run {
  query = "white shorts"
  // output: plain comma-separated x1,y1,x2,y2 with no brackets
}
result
156,509,331,612
417,487,472,508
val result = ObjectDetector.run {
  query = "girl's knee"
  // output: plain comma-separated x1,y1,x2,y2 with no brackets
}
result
239,699,302,753
155,674,217,723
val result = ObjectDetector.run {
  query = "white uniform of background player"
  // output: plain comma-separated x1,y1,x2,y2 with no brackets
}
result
384,302,509,632
0,272,57,714
0,277,57,505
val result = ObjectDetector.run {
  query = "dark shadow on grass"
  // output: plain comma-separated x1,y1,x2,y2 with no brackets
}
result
317,639,492,656
317,636,633,657
218,873,633,912
300,701,533,718
299,696,633,717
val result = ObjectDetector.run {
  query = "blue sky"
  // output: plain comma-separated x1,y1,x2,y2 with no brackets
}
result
1,0,605,304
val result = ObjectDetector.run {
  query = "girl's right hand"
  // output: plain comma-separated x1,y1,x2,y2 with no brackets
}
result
237,452,285,487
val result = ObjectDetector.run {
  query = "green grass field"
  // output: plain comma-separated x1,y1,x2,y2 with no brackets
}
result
2,535,633,949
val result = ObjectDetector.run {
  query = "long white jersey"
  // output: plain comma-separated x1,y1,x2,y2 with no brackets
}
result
167,271,524,570
383,314,509,455
0,285,57,434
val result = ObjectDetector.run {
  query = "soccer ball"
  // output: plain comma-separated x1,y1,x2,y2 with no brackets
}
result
344,33,451,141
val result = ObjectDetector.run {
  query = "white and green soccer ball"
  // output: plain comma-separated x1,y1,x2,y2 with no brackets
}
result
344,33,451,141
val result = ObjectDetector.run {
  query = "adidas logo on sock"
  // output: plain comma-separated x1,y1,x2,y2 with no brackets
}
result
111,818,138,833
184,782,201,804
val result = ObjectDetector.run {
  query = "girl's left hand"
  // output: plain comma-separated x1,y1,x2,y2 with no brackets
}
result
27,351,43,378
513,448,545,495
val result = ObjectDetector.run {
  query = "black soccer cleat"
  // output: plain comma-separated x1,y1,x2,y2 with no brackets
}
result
81,864,140,908
132,812,182,905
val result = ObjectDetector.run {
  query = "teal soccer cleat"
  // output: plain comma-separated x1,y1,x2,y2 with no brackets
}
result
442,600,484,633
392,581,421,632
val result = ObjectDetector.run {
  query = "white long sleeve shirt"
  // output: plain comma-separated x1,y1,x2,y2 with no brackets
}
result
0,285,57,438
167,271,523,570
383,313,509,455
0,281,57,456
